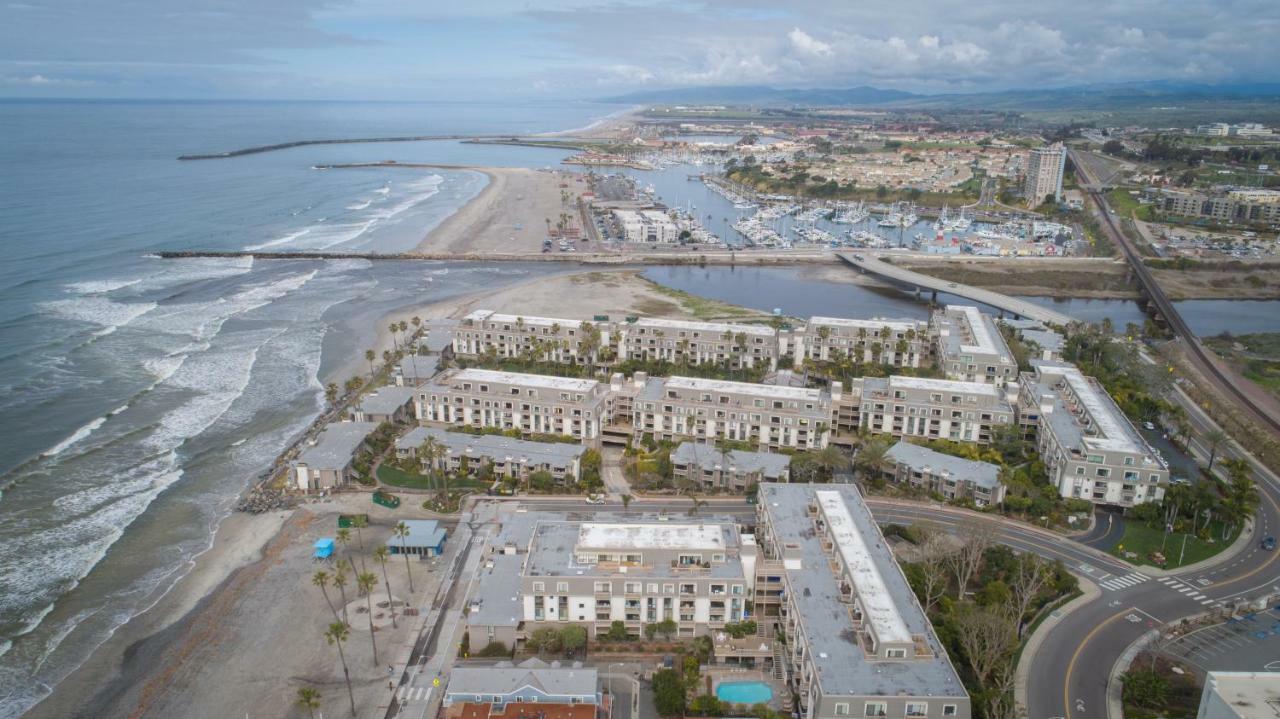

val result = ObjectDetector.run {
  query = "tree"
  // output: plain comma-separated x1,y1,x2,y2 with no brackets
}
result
651,669,687,717
915,537,955,612
325,383,339,405
604,620,630,642
1009,555,1054,636
365,349,376,377
559,625,588,656
350,515,369,574
1122,668,1170,709
394,521,415,594
952,604,1018,686
373,545,397,629
621,494,632,512
528,627,562,655
296,687,321,719
324,622,358,717
358,571,380,665
654,618,678,640
1204,428,1228,471
312,570,342,625
947,518,997,598
853,437,892,480
333,563,350,623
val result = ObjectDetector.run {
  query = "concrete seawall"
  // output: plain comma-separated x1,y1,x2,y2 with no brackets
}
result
151,249,840,266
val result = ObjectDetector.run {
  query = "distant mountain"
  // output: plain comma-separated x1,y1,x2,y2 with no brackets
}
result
602,85,919,106
602,81,1280,110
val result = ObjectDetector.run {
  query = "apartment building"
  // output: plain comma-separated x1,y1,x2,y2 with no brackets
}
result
617,317,781,370
1023,143,1065,207
1018,361,1167,507
613,209,680,243
416,369,610,440
521,521,753,638
884,441,1006,507
396,426,586,482
1155,188,1280,225
443,659,607,719
632,375,838,449
932,305,1017,386
671,442,791,491
756,484,970,719
453,310,596,364
857,375,1013,445
799,316,931,368
292,421,380,491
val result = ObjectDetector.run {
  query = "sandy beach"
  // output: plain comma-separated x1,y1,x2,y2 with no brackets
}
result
414,167,585,255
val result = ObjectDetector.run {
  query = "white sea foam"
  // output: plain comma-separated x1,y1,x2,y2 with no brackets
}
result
40,296,157,337
64,279,142,295
41,416,108,458
244,227,311,252
346,199,372,211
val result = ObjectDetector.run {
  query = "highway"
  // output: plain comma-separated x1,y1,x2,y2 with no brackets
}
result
835,251,1076,325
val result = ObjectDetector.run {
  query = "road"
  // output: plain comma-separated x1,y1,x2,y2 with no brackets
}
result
835,251,1076,325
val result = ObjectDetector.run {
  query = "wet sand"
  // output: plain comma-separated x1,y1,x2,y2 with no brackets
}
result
414,167,583,255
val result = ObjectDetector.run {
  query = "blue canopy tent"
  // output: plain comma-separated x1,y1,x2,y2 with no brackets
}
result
314,537,335,559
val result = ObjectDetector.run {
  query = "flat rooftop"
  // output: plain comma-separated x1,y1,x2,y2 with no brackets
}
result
525,521,743,578
577,522,725,551
1201,671,1280,719
939,305,1010,360
631,316,775,337
467,553,525,628
759,483,967,699
887,375,1002,397
816,490,912,646
1031,360,1148,456
664,375,826,402
464,309,584,330
807,316,923,331
451,368,600,394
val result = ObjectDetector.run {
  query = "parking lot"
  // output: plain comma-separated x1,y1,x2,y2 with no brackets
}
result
1162,608,1280,672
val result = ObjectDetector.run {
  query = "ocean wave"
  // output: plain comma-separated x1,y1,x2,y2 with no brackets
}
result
346,199,372,211
41,416,108,458
244,227,311,252
39,296,158,337
64,279,142,295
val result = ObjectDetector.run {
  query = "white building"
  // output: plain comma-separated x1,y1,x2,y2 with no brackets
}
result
613,209,680,243
1024,143,1066,207
799,316,930,368
1197,671,1280,719
415,368,610,440
618,317,781,369
932,305,1018,386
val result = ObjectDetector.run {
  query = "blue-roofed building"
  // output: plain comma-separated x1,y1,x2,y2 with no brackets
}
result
314,538,335,559
390,519,448,557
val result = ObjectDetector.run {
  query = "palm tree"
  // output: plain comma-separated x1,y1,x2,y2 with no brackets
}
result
394,521,415,594
621,494,632,513
687,495,707,516
419,435,445,489
1204,428,1229,471
351,515,369,574
389,322,401,352
312,570,342,625
853,438,892,480
296,687,321,719
333,562,350,623
358,571,380,665
324,622,358,717
374,545,397,629
325,383,339,405
365,349,376,377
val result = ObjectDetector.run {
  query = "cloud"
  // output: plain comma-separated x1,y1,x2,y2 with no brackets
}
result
788,28,832,58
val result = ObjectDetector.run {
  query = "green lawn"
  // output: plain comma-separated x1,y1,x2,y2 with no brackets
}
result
1110,520,1240,569
1106,188,1154,221
376,464,490,491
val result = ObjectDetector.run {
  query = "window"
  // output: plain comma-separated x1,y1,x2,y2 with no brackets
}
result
557,582,568,593
886,648,907,658
864,702,887,717
532,582,545,592
906,703,927,717
833,704,849,716
942,705,958,717
594,581,611,593
647,583,659,594
625,582,641,594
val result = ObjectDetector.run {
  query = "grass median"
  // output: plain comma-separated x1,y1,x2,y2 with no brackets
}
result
1109,519,1240,570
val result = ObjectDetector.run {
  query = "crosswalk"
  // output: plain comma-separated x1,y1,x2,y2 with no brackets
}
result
1157,576,1223,607
1099,571,1150,591
397,686,433,703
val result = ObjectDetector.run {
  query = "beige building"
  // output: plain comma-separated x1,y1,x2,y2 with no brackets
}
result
395,426,586,482
617,317,781,369
292,421,379,491
857,375,1013,444
884,441,1006,507
631,375,838,449
799,316,930,368
1024,143,1065,207
613,209,680,243
1018,361,1167,507
453,310,599,365
1155,188,1280,225
932,305,1017,386
671,442,791,491
415,368,610,440
756,484,971,719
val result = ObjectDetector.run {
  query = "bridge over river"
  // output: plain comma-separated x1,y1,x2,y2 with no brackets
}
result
835,251,1076,326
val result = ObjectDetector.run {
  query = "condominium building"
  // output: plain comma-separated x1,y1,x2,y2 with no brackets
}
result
671,442,791,491
443,659,606,719
857,375,1013,444
755,484,970,719
521,521,753,638
932,305,1017,386
1024,143,1066,207
1196,671,1280,719
884,441,1006,507
613,209,680,243
1154,188,1280,225
396,426,586,482
1017,361,1167,506
292,421,379,491
799,316,931,368
632,375,838,449
453,310,597,365
617,317,781,369
416,369,610,440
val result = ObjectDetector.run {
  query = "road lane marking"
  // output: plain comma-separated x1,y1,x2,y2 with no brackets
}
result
1064,609,1131,719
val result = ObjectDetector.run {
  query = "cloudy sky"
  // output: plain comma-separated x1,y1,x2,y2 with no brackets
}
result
2,0,1277,99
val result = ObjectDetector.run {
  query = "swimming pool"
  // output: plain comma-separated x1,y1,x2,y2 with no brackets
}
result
716,681,774,704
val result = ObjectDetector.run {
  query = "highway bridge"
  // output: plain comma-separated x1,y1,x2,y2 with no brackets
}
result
835,250,1076,326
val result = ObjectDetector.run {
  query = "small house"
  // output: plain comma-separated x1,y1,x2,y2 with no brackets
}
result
314,538,335,560
389,519,448,557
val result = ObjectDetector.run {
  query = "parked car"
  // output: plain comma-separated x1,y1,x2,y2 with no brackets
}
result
1263,536,1276,551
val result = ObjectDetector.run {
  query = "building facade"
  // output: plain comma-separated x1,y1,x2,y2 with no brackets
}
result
756,484,971,719
1018,361,1167,506
1155,188,1280,225
857,376,1013,445
613,209,680,243
884,441,1006,507
396,426,586,482
292,421,379,491
632,375,837,449
453,310,597,365
416,369,610,440
1024,143,1066,207
671,442,791,491
617,317,781,370
932,305,1017,386
799,316,930,368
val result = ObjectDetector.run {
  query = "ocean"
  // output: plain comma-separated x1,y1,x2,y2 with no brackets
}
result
0,99,618,717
